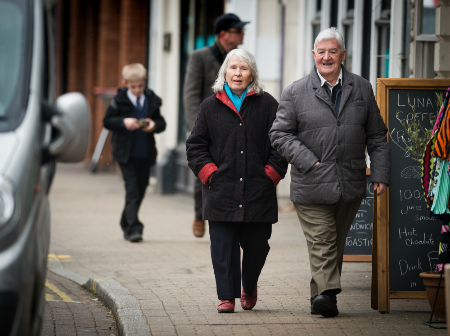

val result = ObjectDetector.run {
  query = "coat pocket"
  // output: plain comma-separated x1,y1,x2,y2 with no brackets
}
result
352,100,365,107
351,159,367,169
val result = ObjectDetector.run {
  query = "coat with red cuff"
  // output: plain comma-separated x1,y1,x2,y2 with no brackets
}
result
186,90,288,223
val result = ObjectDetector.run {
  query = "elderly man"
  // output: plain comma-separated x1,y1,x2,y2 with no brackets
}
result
269,27,391,317
183,13,249,238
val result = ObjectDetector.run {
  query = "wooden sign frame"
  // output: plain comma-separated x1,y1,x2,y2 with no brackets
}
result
343,168,373,262
372,78,450,313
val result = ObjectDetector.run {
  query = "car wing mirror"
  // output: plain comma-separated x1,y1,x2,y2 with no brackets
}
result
46,93,90,163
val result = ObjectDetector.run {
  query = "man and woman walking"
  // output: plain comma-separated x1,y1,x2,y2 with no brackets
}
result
185,16,390,317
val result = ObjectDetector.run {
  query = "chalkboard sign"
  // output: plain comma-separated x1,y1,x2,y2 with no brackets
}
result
372,78,450,313
388,89,444,292
344,175,373,259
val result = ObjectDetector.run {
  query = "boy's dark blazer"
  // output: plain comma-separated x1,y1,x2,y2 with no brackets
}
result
103,87,166,165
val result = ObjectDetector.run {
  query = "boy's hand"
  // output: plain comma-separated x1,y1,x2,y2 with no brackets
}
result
141,118,156,132
124,118,139,131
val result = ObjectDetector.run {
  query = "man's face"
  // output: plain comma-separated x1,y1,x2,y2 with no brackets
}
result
312,39,346,80
225,27,245,48
125,79,146,97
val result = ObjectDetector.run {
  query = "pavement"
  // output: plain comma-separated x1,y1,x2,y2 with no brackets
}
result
40,270,119,335
47,163,446,335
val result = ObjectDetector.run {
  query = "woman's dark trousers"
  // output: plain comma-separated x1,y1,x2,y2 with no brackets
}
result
119,159,151,236
209,221,272,300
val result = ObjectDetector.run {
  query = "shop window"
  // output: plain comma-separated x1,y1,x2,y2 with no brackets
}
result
194,0,223,50
375,6,391,78
330,0,338,28
414,0,438,78
420,0,439,35
342,5,354,74
361,0,372,81
377,24,390,78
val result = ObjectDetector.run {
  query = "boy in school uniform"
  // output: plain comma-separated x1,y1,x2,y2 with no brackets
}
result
103,63,166,242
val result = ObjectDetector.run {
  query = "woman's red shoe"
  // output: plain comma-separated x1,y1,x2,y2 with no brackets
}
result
240,288,257,310
217,299,235,313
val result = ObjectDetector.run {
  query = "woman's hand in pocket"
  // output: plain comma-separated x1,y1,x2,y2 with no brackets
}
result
207,172,215,185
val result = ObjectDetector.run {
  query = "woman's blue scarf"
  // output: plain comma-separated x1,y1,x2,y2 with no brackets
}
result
224,83,248,112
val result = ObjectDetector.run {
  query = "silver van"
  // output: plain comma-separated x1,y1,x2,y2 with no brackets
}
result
0,0,90,335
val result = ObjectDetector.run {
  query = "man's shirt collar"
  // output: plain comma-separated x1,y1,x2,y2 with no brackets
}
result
215,37,227,57
127,89,145,107
316,66,343,90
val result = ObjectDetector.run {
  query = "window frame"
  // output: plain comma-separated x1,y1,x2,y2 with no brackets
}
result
414,0,438,42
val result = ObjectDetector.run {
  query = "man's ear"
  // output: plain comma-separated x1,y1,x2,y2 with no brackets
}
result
341,49,347,63
218,31,227,40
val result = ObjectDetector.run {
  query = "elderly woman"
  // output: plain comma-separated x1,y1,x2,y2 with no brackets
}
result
186,49,288,313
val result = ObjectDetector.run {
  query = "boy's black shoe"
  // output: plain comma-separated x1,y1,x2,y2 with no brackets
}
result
312,293,338,317
124,232,130,240
128,232,143,242
310,297,319,314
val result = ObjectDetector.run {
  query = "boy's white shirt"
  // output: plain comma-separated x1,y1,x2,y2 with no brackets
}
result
126,89,145,107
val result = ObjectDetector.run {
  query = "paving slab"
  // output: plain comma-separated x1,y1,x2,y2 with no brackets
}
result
49,163,446,335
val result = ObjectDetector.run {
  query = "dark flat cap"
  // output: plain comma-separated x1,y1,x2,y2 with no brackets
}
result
214,13,250,34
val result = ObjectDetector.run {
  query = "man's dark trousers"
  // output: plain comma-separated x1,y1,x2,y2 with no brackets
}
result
209,221,272,300
119,158,151,236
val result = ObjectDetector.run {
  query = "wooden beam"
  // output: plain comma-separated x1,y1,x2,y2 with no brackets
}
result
343,255,372,262
390,291,428,299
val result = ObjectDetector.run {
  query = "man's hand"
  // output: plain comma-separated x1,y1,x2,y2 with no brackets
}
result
124,118,139,131
373,182,387,196
141,118,156,132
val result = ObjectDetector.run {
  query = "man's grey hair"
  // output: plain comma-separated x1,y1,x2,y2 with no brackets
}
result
212,49,264,95
314,27,345,52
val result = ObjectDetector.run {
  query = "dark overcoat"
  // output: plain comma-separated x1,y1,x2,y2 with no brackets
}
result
103,87,166,165
186,90,288,223
269,66,391,205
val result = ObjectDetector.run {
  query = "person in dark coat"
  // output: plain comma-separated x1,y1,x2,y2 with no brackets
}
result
186,49,288,313
269,28,391,317
183,13,249,238
103,63,166,243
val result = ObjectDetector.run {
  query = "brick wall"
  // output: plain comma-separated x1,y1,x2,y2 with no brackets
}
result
55,0,149,170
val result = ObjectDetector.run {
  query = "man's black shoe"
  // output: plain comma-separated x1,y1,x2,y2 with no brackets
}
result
128,232,143,242
310,297,319,314
312,294,339,317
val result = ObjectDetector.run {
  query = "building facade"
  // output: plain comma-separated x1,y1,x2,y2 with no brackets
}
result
55,0,450,204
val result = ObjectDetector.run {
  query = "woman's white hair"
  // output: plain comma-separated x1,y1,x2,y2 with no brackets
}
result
212,49,264,95
314,27,345,52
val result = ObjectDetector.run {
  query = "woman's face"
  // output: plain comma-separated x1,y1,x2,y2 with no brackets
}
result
226,55,253,97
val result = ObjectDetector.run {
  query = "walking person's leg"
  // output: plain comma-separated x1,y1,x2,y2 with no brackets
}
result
119,160,143,241
334,198,363,275
294,202,340,317
125,160,151,239
209,221,240,313
193,178,205,237
240,222,272,310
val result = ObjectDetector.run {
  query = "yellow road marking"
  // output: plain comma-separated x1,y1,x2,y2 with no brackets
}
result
48,254,71,260
45,281,73,302
92,278,103,293
45,293,55,301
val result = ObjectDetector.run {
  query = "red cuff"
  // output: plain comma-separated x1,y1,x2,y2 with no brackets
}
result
265,165,282,187
198,163,218,185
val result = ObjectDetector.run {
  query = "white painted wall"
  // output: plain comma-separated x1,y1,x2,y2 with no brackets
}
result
148,0,180,159
389,0,405,78
226,0,282,99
